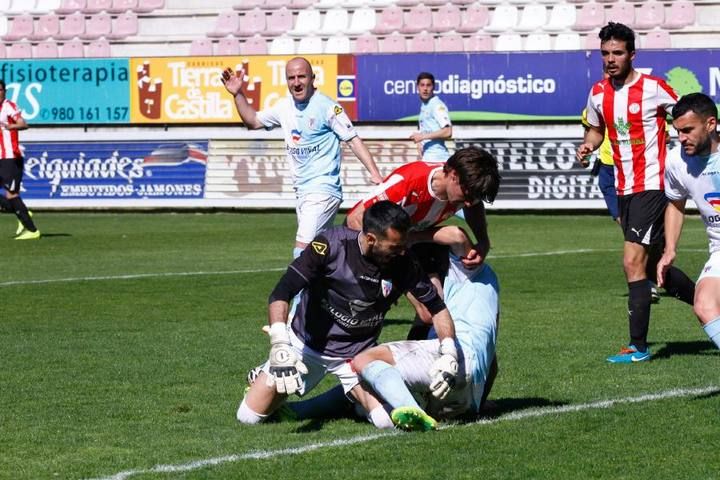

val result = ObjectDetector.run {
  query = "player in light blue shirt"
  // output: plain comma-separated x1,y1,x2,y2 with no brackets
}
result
658,92,720,350
410,72,453,163
222,57,383,259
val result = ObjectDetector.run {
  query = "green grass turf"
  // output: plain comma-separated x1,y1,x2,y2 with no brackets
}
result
1,212,718,480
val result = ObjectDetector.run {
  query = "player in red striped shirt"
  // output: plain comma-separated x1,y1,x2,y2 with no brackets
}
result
0,80,39,240
576,23,694,363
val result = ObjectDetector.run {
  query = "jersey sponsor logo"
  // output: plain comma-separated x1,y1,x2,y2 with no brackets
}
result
614,117,632,136
320,298,383,329
704,192,720,213
311,241,328,255
381,279,393,297
628,103,641,114
291,129,302,144
349,299,374,317
359,275,379,284
333,105,343,116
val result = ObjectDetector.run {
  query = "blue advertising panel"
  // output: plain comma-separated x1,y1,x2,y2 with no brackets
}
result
356,52,591,122
21,141,208,200
356,50,720,122
0,59,130,124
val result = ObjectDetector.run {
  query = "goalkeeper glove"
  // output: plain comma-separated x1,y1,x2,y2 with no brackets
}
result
429,337,458,400
266,323,308,395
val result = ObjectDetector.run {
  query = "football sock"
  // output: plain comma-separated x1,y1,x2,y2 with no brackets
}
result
236,398,268,424
0,196,11,212
702,317,720,349
286,385,350,420
661,266,695,305
368,405,393,429
361,360,420,410
9,197,37,232
406,318,432,340
628,279,651,351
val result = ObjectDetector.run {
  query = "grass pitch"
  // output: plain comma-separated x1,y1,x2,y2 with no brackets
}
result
1,212,718,480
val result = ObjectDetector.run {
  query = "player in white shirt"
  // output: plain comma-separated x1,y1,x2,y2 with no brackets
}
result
658,92,720,349
410,72,452,163
222,57,383,259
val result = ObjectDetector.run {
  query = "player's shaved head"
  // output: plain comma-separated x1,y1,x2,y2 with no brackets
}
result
286,57,314,76
363,201,410,238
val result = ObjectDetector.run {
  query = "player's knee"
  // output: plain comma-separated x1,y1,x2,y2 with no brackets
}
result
236,398,268,425
693,294,720,325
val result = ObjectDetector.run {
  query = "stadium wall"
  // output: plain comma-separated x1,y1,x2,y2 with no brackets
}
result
11,50,716,209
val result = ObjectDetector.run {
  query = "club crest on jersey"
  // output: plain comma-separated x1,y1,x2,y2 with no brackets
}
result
704,192,720,212
291,129,302,144
628,103,641,114
311,241,328,255
381,279,393,297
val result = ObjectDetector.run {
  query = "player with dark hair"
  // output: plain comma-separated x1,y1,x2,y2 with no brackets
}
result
0,80,39,240
347,146,500,336
236,201,458,430
576,22,695,363
658,92,720,350
410,71,453,162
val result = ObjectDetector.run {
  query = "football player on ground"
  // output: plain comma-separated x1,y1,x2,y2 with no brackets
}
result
277,226,499,431
236,201,458,430
576,22,695,363
657,92,720,350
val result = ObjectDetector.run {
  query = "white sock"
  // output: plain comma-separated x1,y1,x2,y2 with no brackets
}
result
236,398,268,424
368,405,393,429
703,317,720,349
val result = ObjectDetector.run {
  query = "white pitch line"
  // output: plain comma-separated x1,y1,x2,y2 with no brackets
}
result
2,247,708,288
86,385,719,480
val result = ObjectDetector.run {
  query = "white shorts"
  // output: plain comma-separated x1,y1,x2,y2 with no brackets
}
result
295,193,342,245
698,251,720,283
386,339,483,419
260,326,359,397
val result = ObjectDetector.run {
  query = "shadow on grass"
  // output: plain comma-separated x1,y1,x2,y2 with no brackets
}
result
650,340,717,360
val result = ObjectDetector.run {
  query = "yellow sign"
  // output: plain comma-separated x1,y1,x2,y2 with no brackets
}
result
129,55,340,124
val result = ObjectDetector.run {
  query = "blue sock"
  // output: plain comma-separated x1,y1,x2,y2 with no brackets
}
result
361,360,419,410
703,317,720,349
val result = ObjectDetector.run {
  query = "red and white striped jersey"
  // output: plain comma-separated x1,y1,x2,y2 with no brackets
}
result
585,72,677,195
348,161,460,231
0,99,23,159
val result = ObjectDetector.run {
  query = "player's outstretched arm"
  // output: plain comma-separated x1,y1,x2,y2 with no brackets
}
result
657,199,686,288
347,136,383,185
221,67,263,130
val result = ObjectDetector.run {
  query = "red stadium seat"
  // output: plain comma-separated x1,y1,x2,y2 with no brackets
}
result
207,11,239,38
400,5,431,35
108,0,137,14
189,38,213,56
237,8,266,37
29,13,60,41
241,35,268,54
55,12,85,39
56,0,85,14
371,5,403,35
408,32,434,52
663,0,695,30
431,4,460,34
265,7,293,36
233,0,263,10
464,34,493,52
354,33,378,53
0,43,6,58
456,4,488,34
2,14,34,41
132,0,163,13
216,37,241,55
7,42,32,58
264,0,289,9
83,0,111,13
34,39,59,57
86,37,111,56
605,2,634,26
379,33,406,53
108,11,137,39
59,38,84,56
572,3,604,32
81,13,111,39
634,1,664,31
435,33,464,52
642,30,671,49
